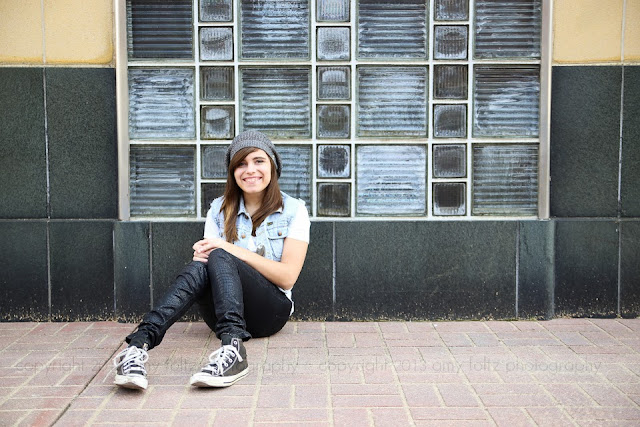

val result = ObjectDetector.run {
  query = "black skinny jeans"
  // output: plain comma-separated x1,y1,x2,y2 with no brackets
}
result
126,249,292,350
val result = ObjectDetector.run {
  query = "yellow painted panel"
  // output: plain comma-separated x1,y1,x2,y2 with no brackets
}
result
44,0,113,64
625,0,640,61
554,0,623,63
0,0,43,63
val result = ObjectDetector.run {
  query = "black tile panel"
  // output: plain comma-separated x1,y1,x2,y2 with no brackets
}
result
150,221,334,323
0,222,49,320
151,222,204,319
620,221,640,318
621,66,640,217
518,220,555,319
335,221,517,320
0,68,47,219
550,66,621,217
554,220,618,317
290,222,334,320
50,221,115,320
114,221,151,321
46,68,118,219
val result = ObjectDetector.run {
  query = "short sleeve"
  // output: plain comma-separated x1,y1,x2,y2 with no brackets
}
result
203,206,221,238
287,203,310,243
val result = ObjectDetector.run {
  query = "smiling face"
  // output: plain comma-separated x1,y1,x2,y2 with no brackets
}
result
233,149,272,197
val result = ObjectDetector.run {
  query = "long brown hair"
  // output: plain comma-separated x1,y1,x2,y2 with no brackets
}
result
220,147,283,242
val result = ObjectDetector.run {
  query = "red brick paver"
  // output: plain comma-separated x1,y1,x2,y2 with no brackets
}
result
0,319,639,426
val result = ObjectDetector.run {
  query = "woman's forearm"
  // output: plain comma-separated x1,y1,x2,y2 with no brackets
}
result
195,238,308,290
220,243,298,289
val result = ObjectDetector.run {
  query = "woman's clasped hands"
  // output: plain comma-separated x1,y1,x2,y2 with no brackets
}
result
192,238,227,263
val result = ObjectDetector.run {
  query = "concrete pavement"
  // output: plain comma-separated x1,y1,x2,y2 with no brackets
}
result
1,319,639,426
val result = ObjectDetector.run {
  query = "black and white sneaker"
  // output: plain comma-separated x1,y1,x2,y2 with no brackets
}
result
190,335,248,387
113,345,149,390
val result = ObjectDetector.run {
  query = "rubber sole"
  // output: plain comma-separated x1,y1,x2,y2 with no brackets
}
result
189,367,249,388
114,374,148,390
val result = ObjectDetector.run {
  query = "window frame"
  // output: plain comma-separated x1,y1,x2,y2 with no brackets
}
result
115,0,552,221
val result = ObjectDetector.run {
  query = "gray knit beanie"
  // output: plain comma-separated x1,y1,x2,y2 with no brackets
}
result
225,131,282,178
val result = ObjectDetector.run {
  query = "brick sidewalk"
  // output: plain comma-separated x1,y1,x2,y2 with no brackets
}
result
1,319,639,426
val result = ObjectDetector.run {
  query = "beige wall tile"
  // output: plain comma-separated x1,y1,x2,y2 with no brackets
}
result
624,0,640,61
0,0,43,64
554,0,624,63
44,0,113,64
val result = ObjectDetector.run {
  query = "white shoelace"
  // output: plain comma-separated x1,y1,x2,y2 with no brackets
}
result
203,345,243,375
113,346,149,376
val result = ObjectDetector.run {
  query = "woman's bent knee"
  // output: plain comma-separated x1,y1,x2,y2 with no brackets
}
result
207,248,235,269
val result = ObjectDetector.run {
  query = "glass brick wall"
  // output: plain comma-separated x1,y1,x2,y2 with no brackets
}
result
125,0,543,219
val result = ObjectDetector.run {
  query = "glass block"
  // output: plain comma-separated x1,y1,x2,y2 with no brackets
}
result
433,183,466,216
433,144,466,178
239,0,310,59
201,145,228,178
318,183,351,216
357,67,427,137
317,27,350,61
434,25,468,60
435,0,469,21
473,144,538,215
473,66,540,137
356,145,426,215
200,0,232,22
433,105,466,138
475,0,541,59
240,67,311,138
318,145,350,178
317,0,349,22
201,183,226,216
317,105,350,139
434,65,468,99
276,145,312,209
318,66,350,100
201,106,234,139
126,0,193,59
201,67,234,101
130,146,195,216
200,27,233,61
128,68,195,139
358,0,427,59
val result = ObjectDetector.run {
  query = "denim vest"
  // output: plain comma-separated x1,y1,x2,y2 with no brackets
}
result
208,192,303,262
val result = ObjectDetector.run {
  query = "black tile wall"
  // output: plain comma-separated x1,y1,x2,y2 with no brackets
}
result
46,68,118,219
114,222,151,320
290,222,334,320
151,222,204,319
335,221,517,320
0,222,49,320
621,66,640,217
2,63,639,322
518,220,555,319
49,221,115,320
621,221,640,318
554,220,618,317
550,66,622,217
0,68,47,219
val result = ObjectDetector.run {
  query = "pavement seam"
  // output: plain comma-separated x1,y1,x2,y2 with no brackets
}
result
322,322,335,427
169,325,215,426
531,325,593,426
377,321,415,427
248,333,267,426
51,323,137,426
